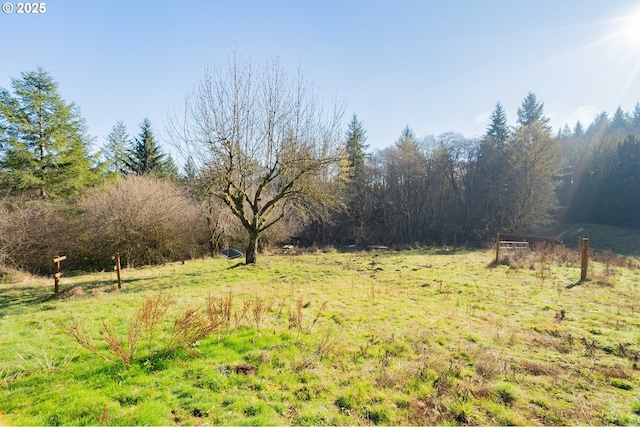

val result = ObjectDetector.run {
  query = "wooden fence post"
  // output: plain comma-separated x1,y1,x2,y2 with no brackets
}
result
113,252,123,289
580,238,589,281
495,233,501,263
52,255,66,294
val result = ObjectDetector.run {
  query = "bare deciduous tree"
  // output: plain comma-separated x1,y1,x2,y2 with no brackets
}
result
168,55,345,264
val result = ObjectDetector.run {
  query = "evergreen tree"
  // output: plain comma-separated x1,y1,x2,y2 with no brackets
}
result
126,118,166,176
181,158,199,183
396,125,419,150
631,103,640,130
609,106,628,131
573,121,585,137
476,103,512,236
586,112,609,136
345,114,368,184
517,92,551,129
607,135,640,227
0,68,101,198
104,121,129,174
557,124,572,139
485,102,510,147
343,114,369,244
160,155,180,181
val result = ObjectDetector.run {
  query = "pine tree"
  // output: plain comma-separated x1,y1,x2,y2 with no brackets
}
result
607,135,640,227
609,106,628,131
160,154,180,181
476,103,511,235
586,112,609,136
573,121,585,137
485,102,510,147
343,114,369,244
557,124,572,139
104,121,129,174
0,68,101,198
345,114,368,185
632,103,640,130
126,118,166,176
396,125,419,149
517,92,551,129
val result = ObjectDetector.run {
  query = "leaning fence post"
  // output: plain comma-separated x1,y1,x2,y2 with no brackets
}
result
495,233,501,263
580,238,589,281
112,252,123,289
52,255,66,294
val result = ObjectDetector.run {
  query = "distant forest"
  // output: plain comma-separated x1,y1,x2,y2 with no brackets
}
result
1,67,639,272
309,97,640,247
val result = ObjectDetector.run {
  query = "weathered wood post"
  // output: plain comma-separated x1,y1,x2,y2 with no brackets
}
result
495,233,501,264
53,255,66,294
580,238,589,281
113,252,123,289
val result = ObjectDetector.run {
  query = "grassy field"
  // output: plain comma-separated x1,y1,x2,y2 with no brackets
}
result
1,247,639,425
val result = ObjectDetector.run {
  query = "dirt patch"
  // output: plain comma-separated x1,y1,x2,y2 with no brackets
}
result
58,285,86,299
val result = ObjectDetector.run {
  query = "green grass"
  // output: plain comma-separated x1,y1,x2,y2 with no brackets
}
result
555,223,640,256
1,247,639,425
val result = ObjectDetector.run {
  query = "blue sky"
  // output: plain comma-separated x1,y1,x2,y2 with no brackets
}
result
2,0,640,154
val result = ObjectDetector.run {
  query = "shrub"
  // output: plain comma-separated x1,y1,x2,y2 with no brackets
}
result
0,198,83,274
64,292,219,365
0,176,208,273
79,176,208,268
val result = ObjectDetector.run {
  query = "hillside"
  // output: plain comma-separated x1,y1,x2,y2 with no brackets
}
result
1,248,639,425
554,223,640,257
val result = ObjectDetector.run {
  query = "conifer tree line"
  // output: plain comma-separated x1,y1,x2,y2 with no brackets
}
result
318,95,640,246
104,118,179,179
2,67,640,272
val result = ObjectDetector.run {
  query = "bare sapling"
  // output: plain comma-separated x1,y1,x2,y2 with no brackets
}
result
137,292,173,352
101,318,141,366
252,296,266,331
169,307,217,355
63,317,117,365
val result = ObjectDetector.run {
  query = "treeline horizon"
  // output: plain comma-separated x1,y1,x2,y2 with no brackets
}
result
2,67,639,273
306,97,640,247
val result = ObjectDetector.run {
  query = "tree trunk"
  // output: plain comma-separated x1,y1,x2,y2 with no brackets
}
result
206,204,218,257
246,231,258,264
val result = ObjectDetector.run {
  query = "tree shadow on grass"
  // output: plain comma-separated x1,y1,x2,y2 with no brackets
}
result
0,275,178,318
566,279,589,289
65,275,178,295
0,283,57,317
227,262,247,270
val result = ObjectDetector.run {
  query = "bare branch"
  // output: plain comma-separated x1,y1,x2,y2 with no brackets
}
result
169,54,345,263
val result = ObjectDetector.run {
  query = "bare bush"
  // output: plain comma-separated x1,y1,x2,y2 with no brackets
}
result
138,292,174,352
206,291,234,329
64,317,119,365
80,176,208,267
65,292,217,364
0,202,9,270
0,198,83,274
169,307,217,355
0,176,208,273
101,318,141,365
